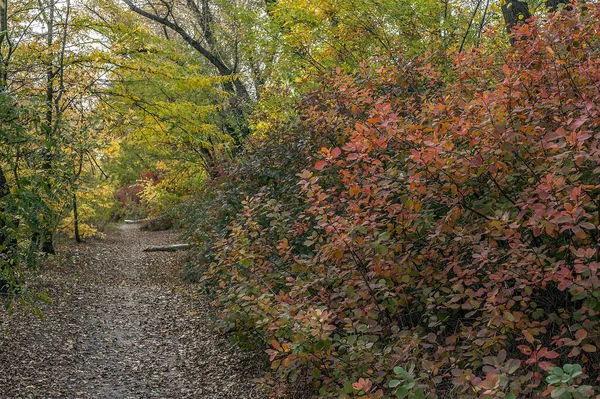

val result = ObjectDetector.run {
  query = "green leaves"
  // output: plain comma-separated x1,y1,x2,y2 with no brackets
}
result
388,379,402,388
355,225,367,234
387,364,423,398
544,364,593,399
547,364,583,385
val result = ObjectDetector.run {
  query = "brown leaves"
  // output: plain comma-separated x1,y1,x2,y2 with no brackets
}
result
582,344,597,353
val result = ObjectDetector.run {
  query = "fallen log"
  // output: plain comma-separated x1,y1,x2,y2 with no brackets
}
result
143,244,191,252
124,218,154,224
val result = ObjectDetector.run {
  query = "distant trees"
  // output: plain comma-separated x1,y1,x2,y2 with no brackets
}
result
118,0,277,142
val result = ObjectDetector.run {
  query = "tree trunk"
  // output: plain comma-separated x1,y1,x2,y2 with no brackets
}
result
546,0,570,11
0,166,14,253
45,0,54,135
0,173,7,292
73,193,81,243
37,0,56,254
0,0,8,88
501,0,531,41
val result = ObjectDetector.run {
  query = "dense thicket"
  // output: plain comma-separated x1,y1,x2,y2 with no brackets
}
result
188,6,600,399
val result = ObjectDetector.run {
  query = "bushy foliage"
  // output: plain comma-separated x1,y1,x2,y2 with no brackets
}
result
0,94,55,312
196,6,600,398
59,183,120,239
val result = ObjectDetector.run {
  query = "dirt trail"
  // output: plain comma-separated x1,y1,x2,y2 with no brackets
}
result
0,224,263,399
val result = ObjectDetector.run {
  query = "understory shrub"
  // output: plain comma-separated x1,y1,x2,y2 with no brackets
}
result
197,6,600,398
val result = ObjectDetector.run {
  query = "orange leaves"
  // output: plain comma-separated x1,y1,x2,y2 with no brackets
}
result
352,378,372,393
523,329,535,344
349,185,361,197
575,329,587,341
314,147,342,171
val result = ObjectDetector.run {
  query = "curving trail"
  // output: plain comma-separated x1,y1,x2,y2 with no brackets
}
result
0,224,263,399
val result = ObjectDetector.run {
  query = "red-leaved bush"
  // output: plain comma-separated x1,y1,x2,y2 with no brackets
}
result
199,6,600,398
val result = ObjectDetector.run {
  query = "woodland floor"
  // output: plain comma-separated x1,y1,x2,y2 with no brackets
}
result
0,224,264,399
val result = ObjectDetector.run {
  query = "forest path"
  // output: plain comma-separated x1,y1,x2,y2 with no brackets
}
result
0,224,263,399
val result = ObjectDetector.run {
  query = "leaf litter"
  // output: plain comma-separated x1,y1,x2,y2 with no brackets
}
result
0,224,265,398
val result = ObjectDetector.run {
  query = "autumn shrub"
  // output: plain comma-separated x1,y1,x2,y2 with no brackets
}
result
199,6,600,398
183,103,316,283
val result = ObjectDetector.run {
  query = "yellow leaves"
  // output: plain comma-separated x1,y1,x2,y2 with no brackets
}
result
504,311,515,322
185,75,225,89
151,101,220,122
104,141,121,157
333,247,344,259
449,184,458,196
252,121,272,138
